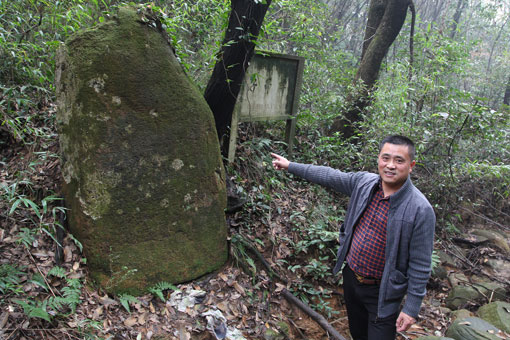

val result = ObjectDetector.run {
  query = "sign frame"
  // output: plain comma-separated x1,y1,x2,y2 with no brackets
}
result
227,51,305,162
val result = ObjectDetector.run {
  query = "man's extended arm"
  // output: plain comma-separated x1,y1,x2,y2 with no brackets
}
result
270,153,367,196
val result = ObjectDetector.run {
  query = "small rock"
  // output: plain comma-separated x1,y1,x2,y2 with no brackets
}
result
438,250,457,267
448,272,468,287
450,309,474,322
445,286,482,310
432,265,448,280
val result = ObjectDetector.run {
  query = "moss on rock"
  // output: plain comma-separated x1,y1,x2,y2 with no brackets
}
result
55,5,227,294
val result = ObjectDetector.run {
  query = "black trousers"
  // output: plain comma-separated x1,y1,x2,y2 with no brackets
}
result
342,265,399,340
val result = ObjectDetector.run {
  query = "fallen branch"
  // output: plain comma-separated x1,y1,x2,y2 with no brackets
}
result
236,236,287,283
282,289,347,340
451,236,488,247
25,248,58,298
458,206,508,230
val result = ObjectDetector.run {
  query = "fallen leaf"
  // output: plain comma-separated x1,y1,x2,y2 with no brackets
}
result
0,312,8,329
92,306,103,319
275,283,286,293
217,301,229,313
99,295,117,307
138,312,147,324
64,246,73,262
233,282,245,296
124,317,138,327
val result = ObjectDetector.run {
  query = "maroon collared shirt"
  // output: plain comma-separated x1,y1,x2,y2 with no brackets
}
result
346,182,389,279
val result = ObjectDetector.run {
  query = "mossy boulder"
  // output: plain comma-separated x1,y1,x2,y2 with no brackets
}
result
477,301,510,333
445,317,501,340
55,6,227,294
471,281,507,302
445,285,482,310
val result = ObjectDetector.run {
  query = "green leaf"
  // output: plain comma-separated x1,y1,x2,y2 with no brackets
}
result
9,198,22,215
29,307,51,322
29,273,48,291
118,294,139,313
48,266,67,278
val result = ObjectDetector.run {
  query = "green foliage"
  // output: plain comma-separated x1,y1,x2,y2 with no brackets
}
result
0,264,25,297
13,298,52,322
118,294,140,313
231,233,258,277
0,0,116,145
148,281,179,302
16,227,37,248
293,283,338,318
12,268,83,321
431,250,441,271
48,266,67,278
155,0,229,89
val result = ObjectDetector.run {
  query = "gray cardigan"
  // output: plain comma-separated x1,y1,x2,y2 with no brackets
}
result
288,162,436,319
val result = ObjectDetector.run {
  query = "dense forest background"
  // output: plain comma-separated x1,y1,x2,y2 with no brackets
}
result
1,0,509,339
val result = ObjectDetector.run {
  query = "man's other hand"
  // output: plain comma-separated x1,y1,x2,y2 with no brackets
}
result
396,312,416,332
271,153,290,171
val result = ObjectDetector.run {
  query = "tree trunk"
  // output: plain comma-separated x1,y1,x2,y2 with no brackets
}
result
504,76,510,107
330,0,411,138
450,0,467,39
204,0,272,154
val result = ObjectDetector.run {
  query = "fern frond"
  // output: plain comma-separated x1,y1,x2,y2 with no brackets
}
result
148,281,178,302
155,281,179,291
118,294,139,313
48,266,67,278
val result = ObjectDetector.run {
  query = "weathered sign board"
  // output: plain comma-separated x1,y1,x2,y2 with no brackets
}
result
228,51,305,162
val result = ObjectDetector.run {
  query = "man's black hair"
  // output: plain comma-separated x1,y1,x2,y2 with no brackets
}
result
379,135,415,161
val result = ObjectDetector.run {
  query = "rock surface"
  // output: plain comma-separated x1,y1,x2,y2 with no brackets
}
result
445,317,501,340
55,6,227,294
470,229,510,253
477,301,510,333
445,285,482,310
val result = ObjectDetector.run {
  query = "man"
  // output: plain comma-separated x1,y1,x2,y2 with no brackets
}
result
271,135,435,340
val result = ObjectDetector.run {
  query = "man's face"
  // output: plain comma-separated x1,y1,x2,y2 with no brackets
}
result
378,143,416,191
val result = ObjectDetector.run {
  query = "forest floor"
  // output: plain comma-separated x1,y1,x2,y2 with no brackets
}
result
1,125,509,340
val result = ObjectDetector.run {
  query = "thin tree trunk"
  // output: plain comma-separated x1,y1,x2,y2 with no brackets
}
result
504,76,510,107
487,15,510,73
331,0,411,138
450,0,467,39
204,0,271,153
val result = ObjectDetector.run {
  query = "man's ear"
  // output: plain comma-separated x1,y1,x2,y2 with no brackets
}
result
410,160,416,172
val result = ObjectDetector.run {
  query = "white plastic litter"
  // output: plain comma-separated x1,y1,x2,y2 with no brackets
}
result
202,309,246,340
168,289,206,312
